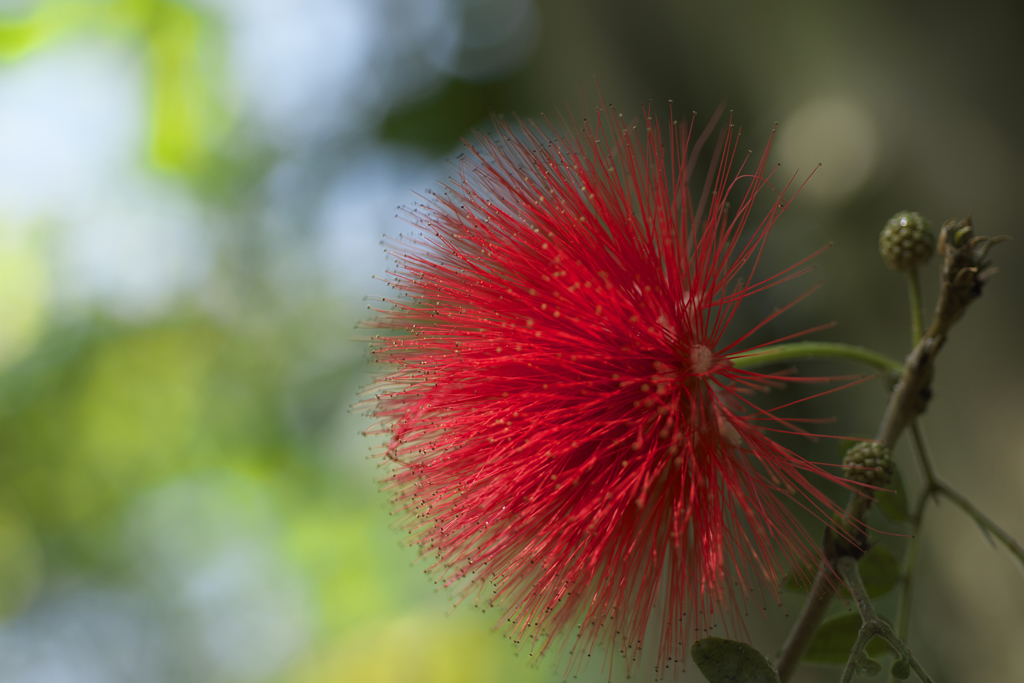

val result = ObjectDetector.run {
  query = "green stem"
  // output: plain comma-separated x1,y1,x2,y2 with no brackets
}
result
728,341,903,375
893,423,935,656
887,423,934,683
894,494,929,662
907,266,925,347
908,421,938,485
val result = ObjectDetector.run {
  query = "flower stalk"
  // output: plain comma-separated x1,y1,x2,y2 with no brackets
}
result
729,341,902,377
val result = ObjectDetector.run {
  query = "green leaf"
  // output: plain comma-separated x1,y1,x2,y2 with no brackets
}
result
858,544,900,598
803,614,892,665
691,637,780,683
891,657,912,680
855,652,883,677
783,545,899,598
803,614,859,664
876,464,909,522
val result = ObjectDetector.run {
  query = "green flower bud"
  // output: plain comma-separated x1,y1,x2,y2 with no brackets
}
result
879,211,935,270
842,442,893,487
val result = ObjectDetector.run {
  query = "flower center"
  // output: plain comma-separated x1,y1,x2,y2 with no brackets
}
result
690,344,714,374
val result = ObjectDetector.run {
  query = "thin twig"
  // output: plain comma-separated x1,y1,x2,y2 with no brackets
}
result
908,421,1024,579
908,421,938,484
890,420,1024,681
935,482,1024,573
840,626,878,683
836,556,934,683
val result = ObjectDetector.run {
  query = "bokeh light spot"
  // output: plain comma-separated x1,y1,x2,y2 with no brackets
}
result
776,97,879,203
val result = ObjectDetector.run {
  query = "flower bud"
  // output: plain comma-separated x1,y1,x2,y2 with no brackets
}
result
879,211,934,270
842,442,893,487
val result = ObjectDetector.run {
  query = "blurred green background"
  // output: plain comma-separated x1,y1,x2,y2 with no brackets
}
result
0,1,1020,682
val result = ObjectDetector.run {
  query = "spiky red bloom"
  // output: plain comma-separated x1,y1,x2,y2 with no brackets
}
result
366,105,849,676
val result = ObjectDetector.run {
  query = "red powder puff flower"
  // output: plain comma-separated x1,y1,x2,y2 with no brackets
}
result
365,104,851,677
